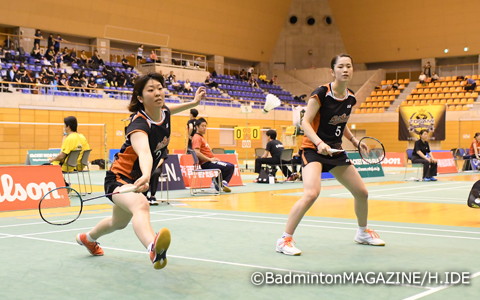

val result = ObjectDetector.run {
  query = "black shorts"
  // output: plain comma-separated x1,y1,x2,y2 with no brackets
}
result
302,148,352,173
104,171,134,201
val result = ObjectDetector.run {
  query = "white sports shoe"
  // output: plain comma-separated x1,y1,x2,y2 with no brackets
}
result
276,236,302,256
354,228,385,246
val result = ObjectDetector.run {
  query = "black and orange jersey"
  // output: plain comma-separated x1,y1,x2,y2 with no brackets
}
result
110,108,170,180
301,83,356,150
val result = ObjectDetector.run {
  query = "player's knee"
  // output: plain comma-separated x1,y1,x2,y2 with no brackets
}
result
303,190,320,203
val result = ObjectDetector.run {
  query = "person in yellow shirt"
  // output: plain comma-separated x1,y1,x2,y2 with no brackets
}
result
49,116,90,172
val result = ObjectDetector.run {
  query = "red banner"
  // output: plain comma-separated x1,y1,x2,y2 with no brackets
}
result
433,151,458,174
0,165,69,211
381,152,406,167
180,154,243,188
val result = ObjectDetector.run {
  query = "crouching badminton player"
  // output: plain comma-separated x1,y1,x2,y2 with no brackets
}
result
76,73,205,269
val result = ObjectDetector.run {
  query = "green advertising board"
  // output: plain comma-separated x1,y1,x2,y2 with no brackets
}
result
26,150,59,165
346,152,384,178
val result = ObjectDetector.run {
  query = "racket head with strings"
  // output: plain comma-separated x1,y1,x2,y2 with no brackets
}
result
38,186,83,225
357,136,386,165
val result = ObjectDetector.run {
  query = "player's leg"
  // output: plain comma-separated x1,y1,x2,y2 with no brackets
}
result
331,165,385,246
276,162,322,255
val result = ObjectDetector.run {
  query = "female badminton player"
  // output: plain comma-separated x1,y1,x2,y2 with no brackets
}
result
76,73,206,269
276,54,385,256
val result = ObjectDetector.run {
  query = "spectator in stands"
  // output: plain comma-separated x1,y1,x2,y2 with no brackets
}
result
238,69,248,81
149,50,160,63
47,34,54,50
0,64,12,92
411,129,438,181
258,73,267,83
418,72,427,84
183,79,193,93
121,54,133,70
423,61,432,78
205,73,219,89
89,50,104,68
431,73,439,82
58,73,73,91
79,50,88,67
269,75,278,85
464,77,477,91
69,48,78,64
248,75,259,89
254,129,293,182
54,51,63,68
44,46,55,62
61,47,71,64
54,34,63,54
391,80,399,90
192,117,234,193
34,29,43,48
247,65,254,79
87,76,98,92
186,108,199,150
136,44,144,65
31,43,42,62
166,71,175,85
44,66,56,84
171,76,183,93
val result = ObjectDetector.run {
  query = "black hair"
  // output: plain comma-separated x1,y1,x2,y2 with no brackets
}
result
474,132,480,138
330,53,353,69
190,108,199,117
419,129,429,136
128,73,165,113
266,129,277,140
64,116,78,132
196,117,207,126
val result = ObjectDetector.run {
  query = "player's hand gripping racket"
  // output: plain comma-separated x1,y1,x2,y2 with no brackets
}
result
356,136,385,164
38,186,138,225
328,136,385,164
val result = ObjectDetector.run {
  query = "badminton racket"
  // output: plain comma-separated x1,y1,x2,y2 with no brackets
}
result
326,136,385,164
38,186,138,226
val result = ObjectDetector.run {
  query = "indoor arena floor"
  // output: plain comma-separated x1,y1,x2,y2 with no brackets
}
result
1,168,479,300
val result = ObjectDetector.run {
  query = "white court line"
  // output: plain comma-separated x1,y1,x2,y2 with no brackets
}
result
402,271,480,300
329,182,466,197
162,210,480,235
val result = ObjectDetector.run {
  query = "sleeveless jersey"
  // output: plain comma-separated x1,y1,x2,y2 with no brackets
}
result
301,83,356,150
110,108,170,180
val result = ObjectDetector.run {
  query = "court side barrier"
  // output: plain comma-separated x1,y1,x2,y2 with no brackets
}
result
0,165,68,212
180,154,243,188
26,150,58,165
381,152,406,167
432,150,457,174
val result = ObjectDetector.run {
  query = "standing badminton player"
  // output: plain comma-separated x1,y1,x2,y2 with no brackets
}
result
276,54,385,256
76,73,206,269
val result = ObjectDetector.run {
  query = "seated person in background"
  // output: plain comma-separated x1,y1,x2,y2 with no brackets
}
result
238,69,248,81
121,55,133,70
254,129,293,182
467,132,480,160
411,129,438,181
465,77,477,91
269,75,278,85
170,76,183,93
418,72,427,84
204,73,219,89
149,50,160,63
258,73,267,83
183,79,193,93
391,81,399,90
192,117,234,193
431,73,439,82
48,116,90,174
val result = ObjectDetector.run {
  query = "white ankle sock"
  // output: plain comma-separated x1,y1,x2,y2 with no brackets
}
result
147,242,154,252
282,232,292,238
86,233,96,242
358,226,367,233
